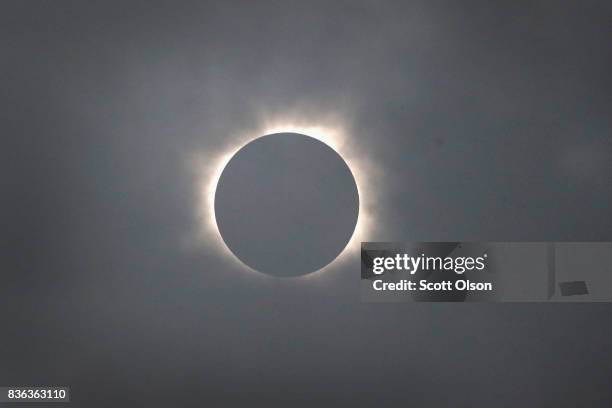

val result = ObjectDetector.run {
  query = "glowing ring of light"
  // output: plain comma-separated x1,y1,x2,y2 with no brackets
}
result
193,122,375,278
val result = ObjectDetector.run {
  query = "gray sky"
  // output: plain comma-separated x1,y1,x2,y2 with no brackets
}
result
2,1,612,406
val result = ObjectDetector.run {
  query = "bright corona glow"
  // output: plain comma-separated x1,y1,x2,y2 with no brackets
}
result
191,120,376,277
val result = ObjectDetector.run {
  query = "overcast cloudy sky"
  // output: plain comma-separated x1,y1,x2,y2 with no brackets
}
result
2,1,612,406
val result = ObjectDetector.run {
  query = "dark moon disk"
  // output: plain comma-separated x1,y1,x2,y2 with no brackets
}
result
214,132,359,277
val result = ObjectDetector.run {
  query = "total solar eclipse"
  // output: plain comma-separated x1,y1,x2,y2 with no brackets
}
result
214,132,359,277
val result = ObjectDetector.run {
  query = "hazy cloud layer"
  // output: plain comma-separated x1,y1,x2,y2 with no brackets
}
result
2,1,612,406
